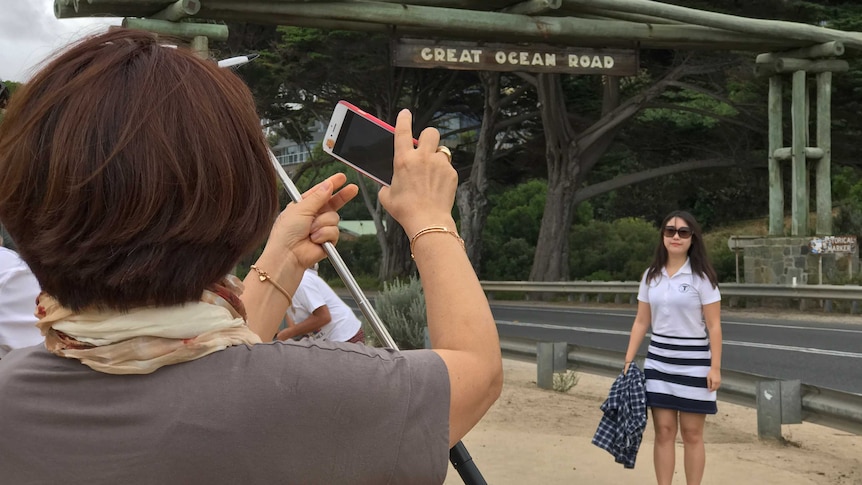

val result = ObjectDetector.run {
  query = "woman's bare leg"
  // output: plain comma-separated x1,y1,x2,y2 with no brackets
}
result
652,407,679,485
679,411,707,485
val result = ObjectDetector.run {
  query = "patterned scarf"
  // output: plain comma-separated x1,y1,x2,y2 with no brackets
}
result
35,275,262,375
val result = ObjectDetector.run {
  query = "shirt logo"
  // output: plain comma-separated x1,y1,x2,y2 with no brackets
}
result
678,284,691,293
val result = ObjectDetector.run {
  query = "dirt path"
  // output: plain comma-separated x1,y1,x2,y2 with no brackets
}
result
444,359,862,484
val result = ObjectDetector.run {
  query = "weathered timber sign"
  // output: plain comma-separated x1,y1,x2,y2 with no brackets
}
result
392,38,639,75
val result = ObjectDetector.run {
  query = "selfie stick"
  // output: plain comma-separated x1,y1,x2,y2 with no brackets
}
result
267,152,398,349
267,152,487,485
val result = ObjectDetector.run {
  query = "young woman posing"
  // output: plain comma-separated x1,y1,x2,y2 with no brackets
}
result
624,210,722,485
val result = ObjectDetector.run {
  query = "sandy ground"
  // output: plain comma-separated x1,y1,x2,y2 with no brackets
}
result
444,358,862,485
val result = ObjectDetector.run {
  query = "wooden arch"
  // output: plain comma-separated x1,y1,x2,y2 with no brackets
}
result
56,0,862,236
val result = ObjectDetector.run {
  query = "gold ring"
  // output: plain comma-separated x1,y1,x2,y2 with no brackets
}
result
436,145,452,163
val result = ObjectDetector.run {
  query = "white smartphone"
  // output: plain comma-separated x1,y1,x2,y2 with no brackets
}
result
322,101,412,186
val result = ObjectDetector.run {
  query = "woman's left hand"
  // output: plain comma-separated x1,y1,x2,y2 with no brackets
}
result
267,173,358,268
707,368,722,391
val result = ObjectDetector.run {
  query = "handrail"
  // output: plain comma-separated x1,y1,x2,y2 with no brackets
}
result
499,336,862,436
481,280,862,302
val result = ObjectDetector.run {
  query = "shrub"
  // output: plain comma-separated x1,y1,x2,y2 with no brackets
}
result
553,370,579,393
373,276,427,350
569,217,655,281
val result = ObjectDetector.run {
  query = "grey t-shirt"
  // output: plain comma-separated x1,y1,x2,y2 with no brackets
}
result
0,340,450,484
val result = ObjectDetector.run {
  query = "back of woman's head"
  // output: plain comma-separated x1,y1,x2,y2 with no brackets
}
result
0,29,277,311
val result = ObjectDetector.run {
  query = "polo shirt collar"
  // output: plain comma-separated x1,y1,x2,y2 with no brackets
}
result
660,258,692,277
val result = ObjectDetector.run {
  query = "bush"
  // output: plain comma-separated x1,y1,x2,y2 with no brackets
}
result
373,276,427,350
317,235,381,282
553,370,580,393
569,217,656,281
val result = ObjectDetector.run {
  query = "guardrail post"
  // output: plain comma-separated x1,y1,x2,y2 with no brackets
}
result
756,379,801,438
781,379,802,424
537,341,568,389
824,299,833,313
757,380,783,439
852,300,860,314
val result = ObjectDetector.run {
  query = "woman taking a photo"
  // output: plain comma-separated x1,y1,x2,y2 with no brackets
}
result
0,28,501,484
623,210,722,485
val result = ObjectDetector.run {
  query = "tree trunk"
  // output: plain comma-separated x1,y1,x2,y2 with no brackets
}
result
529,61,696,282
379,214,412,280
456,71,501,273
529,73,580,282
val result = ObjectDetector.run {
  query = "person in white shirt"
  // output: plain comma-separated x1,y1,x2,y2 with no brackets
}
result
0,240,44,357
275,264,364,343
622,210,722,485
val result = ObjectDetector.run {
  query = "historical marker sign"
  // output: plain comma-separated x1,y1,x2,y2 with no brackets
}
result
392,38,639,75
809,235,857,254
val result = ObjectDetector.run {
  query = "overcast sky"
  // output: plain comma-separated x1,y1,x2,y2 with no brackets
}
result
0,0,120,82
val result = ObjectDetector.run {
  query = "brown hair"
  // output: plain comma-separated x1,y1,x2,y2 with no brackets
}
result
0,29,277,311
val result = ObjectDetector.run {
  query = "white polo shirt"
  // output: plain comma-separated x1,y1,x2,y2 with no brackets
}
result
637,259,721,338
287,269,362,342
0,247,44,357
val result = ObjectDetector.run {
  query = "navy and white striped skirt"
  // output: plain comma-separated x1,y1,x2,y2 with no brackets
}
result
644,332,717,414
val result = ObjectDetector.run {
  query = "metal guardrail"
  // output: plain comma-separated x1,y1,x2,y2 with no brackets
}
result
481,280,862,300
500,336,862,436
481,281,862,312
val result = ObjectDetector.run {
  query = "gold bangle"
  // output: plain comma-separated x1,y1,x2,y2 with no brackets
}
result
409,226,465,259
250,264,293,307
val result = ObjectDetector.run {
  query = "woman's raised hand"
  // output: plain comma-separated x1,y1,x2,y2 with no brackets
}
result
269,173,358,269
378,109,458,237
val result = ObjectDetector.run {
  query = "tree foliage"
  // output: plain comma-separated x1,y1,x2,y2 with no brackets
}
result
569,218,657,281
219,1,862,283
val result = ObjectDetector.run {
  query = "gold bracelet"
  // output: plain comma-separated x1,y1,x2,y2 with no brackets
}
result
409,226,465,259
250,264,293,307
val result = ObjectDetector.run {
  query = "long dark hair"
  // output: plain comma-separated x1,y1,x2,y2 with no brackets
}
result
645,210,718,288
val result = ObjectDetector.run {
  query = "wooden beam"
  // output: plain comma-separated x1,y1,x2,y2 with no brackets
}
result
151,0,201,21
122,18,229,41
502,0,561,15
561,6,684,25
773,147,824,161
560,0,862,49
193,1,805,50
54,0,160,19
754,59,849,77
756,41,845,64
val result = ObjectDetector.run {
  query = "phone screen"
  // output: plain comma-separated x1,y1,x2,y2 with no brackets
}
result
331,110,395,186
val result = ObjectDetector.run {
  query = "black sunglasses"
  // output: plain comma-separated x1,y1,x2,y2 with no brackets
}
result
663,226,692,239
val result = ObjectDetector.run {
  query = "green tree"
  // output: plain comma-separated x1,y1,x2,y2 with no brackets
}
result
232,27,486,281
569,218,656,281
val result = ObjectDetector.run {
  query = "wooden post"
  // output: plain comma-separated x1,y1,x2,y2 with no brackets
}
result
768,76,784,236
791,70,808,236
191,35,209,60
816,71,833,235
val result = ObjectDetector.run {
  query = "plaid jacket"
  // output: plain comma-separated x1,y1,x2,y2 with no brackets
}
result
591,362,647,469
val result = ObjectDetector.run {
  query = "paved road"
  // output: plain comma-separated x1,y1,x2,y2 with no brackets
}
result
490,303,862,395
341,294,862,394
